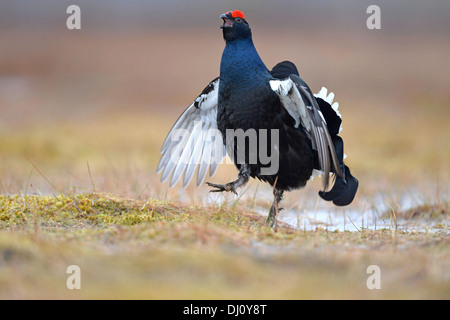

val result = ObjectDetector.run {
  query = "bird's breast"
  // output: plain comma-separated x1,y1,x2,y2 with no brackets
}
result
217,81,281,132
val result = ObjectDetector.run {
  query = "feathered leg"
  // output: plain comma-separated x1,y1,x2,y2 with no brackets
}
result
206,164,250,195
267,188,284,227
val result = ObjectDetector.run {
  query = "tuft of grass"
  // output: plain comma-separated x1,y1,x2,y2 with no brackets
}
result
398,203,448,220
381,202,448,222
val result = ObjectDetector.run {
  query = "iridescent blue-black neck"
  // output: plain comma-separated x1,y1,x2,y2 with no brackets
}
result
219,36,271,90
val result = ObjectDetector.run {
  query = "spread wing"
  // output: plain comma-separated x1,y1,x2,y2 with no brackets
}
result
157,77,226,188
270,75,343,191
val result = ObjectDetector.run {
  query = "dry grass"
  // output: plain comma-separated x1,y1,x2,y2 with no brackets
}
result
0,29,449,299
0,192,448,299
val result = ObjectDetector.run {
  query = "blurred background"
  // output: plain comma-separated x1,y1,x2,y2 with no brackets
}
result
0,0,448,202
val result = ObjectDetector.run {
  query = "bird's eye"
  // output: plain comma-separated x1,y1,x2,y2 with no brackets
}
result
235,17,243,23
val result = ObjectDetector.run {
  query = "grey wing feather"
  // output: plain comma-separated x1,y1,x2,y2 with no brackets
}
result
270,75,343,191
157,78,226,188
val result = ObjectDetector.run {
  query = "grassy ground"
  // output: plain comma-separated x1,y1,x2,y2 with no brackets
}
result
0,192,448,299
0,30,449,299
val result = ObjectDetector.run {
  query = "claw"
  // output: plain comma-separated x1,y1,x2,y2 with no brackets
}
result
206,182,238,195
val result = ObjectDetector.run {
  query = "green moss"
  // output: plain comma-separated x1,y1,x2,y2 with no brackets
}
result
0,193,284,234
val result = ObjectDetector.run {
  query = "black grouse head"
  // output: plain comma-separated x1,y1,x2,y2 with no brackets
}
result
220,10,251,42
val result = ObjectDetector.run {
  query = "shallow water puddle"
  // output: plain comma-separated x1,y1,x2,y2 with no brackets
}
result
201,185,448,234
276,193,448,234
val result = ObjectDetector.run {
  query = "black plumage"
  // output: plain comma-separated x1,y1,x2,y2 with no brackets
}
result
157,10,358,226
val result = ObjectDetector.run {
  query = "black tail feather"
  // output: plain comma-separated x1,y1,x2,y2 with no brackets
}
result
318,136,358,206
315,97,341,137
319,165,358,206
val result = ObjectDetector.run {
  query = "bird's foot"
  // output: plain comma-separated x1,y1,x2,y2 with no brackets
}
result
206,164,250,196
266,188,283,228
266,216,275,228
266,201,279,228
206,182,238,195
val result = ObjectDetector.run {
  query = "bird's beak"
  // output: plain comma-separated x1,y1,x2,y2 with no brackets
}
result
220,14,233,29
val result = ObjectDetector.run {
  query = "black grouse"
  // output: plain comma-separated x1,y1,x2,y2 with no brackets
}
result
157,10,358,226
